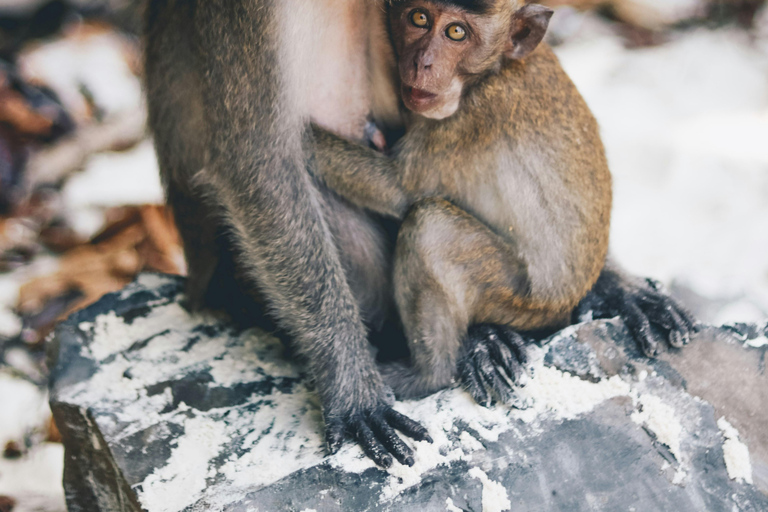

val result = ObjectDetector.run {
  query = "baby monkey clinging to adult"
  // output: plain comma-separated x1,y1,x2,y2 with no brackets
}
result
313,0,695,403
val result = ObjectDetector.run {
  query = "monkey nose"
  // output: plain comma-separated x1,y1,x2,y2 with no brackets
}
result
413,50,433,72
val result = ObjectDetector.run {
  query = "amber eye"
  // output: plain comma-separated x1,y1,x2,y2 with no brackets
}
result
446,24,467,41
410,9,429,28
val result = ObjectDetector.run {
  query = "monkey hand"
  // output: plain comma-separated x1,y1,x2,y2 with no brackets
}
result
576,269,699,357
459,324,531,406
364,120,388,152
324,400,432,468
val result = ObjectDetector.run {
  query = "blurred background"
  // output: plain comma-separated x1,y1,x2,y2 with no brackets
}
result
0,0,765,510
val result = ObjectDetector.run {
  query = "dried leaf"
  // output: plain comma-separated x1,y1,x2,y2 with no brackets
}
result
17,204,184,344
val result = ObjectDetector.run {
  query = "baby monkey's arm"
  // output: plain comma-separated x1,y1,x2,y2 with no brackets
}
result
311,124,411,220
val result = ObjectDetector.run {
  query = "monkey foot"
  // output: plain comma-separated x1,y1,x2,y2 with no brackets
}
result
459,324,531,406
577,273,699,358
325,405,432,469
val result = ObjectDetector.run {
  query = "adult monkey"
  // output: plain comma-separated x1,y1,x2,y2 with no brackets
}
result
145,0,430,469
144,0,694,468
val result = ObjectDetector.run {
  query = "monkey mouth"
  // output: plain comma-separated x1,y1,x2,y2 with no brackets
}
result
402,85,438,110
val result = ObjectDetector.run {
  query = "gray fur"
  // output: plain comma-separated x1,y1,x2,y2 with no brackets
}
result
145,0,429,465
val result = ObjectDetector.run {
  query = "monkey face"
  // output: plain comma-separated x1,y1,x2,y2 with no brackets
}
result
389,1,553,119
390,1,489,119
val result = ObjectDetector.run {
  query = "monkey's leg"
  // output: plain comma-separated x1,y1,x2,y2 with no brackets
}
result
146,1,267,326
164,182,225,308
145,0,220,310
146,0,429,468
574,261,698,357
390,198,560,403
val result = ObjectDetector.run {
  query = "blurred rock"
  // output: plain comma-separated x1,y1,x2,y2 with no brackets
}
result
0,0,144,57
48,274,768,511
0,370,49,450
17,21,141,125
0,366,64,510
0,60,73,216
0,442,66,512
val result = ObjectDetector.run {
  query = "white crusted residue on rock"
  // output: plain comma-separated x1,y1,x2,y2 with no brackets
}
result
745,336,767,348
207,329,301,385
459,431,485,452
468,467,512,512
514,365,631,423
79,302,218,361
331,343,636,504
330,390,503,501
217,390,326,489
445,497,463,512
138,416,227,512
631,393,684,462
717,417,753,485
63,277,731,509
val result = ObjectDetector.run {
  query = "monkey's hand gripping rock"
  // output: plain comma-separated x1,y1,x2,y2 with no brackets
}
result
325,399,433,468
459,324,531,406
575,265,699,357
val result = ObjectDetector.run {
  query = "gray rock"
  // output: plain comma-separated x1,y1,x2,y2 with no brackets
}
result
48,273,768,512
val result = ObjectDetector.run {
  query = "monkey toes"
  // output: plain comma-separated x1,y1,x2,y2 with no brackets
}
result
459,324,531,406
623,278,698,356
325,405,432,469
577,275,699,358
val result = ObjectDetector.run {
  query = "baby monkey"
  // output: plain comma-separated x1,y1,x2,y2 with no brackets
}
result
313,0,691,403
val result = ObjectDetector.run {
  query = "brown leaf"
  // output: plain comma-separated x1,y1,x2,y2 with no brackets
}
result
17,205,184,343
0,87,53,137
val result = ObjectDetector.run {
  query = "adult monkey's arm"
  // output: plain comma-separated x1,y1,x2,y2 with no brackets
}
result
146,0,429,468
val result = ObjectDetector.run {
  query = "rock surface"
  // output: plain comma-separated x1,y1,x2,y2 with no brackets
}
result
48,273,768,512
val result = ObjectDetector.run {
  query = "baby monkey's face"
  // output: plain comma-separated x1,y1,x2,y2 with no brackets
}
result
388,0,553,119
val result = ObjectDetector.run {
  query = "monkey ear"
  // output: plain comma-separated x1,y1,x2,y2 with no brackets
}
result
505,4,553,60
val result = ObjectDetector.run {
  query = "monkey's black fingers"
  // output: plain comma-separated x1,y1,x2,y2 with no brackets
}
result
637,290,696,347
470,339,501,399
471,325,503,363
660,305,689,348
490,368,515,403
461,358,490,406
325,418,346,455
643,280,698,330
487,330,523,385
384,408,433,443
472,336,515,403
371,414,415,466
621,299,659,357
351,417,393,469
500,327,530,366
663,293,698,334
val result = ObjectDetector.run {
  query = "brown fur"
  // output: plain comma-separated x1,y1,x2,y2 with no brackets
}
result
311,3,611,397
